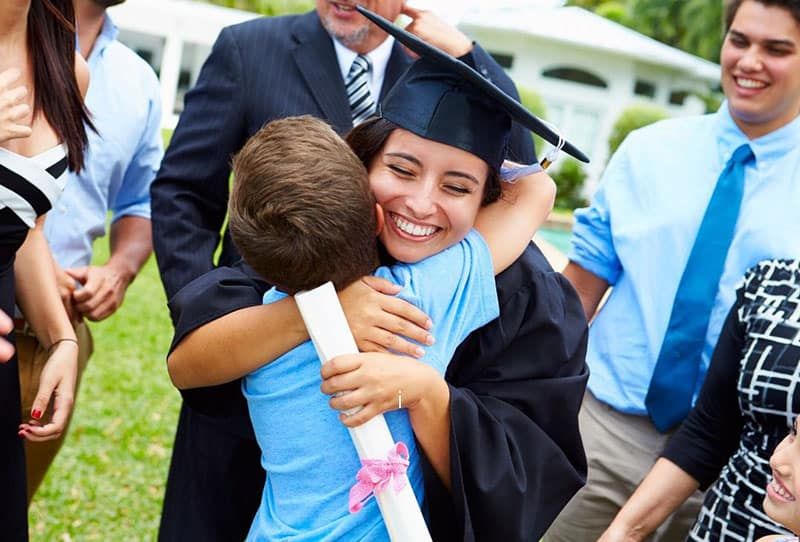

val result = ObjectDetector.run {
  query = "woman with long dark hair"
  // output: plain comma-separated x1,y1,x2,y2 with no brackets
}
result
1,0,91,538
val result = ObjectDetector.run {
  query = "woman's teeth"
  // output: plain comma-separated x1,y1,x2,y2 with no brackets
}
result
736,77,766,89
393,215,437,237
770,478,796,501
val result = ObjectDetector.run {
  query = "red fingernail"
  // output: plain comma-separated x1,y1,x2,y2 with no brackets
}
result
18,431,26,439
32,409,42,420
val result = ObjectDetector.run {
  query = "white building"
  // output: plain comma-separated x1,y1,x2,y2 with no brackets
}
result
108,0,255,127
108,0,720,180
459,3,720,181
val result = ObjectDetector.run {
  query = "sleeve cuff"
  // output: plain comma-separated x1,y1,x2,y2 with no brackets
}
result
111,203,151,222
569,243,621,285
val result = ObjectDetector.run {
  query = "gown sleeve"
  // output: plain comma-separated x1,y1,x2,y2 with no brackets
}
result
424,244,589,542
166,260,269,418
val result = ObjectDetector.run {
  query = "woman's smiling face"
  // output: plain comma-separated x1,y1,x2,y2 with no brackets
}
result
368,128,488,264
764,416,800,534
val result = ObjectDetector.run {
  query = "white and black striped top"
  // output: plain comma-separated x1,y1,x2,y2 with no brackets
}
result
664,259,800,542
0,144,68,228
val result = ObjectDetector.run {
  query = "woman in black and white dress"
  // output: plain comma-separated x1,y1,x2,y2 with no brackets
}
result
0,0,90,538
602,258,800,541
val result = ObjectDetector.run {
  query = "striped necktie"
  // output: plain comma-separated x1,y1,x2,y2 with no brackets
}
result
645,143,755,432
346,54,376,126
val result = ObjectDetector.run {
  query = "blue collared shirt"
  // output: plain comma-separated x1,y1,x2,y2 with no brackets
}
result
44,14,163,268
570,105,800,416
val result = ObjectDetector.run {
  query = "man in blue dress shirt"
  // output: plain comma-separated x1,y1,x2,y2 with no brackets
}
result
15,0,163,502
545,0,800,540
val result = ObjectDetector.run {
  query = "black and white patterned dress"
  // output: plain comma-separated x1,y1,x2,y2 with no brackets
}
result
0,144,68,540
662,258,800,542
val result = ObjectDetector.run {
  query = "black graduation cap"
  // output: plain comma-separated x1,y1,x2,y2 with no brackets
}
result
357,5,590,169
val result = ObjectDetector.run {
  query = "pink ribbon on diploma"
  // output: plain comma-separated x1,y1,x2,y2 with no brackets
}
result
348,442,410,513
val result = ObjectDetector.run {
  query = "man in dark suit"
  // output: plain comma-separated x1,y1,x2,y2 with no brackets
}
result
151,2,538,540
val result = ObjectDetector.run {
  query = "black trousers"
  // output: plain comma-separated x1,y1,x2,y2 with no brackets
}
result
158,403,265,542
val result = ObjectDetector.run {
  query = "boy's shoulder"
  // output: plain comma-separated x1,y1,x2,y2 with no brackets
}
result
756,536,798,542
390,229,486,268
376,229,490,291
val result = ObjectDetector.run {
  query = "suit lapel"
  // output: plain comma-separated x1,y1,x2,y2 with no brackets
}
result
291,12,352,133
380,41,413,100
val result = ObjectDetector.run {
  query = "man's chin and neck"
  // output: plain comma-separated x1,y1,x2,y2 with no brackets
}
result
322,17,384,54
729,104,800,140
335,28,371,51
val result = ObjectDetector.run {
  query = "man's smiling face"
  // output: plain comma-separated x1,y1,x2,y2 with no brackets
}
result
721,0,800,138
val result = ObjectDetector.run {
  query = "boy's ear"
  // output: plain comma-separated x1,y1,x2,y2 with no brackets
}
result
375,203,385,236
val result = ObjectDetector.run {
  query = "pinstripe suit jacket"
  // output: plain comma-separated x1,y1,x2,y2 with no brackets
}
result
151,10,534,300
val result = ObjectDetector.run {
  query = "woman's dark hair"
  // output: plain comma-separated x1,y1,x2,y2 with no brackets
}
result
29,0,93,172
346,117,502,206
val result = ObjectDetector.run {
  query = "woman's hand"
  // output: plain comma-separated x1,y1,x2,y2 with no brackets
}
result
19,339,78,442
320,352,441,427
0,68,32,143
339,276,433,358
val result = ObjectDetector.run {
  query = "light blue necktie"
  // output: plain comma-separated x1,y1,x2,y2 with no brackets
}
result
645,144,754,432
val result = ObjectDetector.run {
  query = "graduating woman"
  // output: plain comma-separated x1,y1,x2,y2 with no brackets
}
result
162,9,590,541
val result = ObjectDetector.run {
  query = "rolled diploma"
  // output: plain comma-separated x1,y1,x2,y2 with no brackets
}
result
295,282,431,542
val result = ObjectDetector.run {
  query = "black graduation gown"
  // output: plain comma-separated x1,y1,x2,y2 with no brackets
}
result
166,243,589,541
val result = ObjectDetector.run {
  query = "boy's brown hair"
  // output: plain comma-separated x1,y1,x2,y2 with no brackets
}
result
229,116,378,293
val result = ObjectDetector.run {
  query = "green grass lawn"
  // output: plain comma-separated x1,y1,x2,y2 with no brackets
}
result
28,240,180,540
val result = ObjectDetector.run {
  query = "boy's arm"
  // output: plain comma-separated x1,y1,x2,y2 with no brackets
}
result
474,170,556,275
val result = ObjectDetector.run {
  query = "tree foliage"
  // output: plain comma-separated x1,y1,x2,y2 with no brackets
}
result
200,0,314,16
550,159,588,210
607,103,669,156
566,0,724,63
518,85,548,156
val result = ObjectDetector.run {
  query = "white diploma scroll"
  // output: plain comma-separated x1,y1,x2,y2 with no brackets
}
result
295,282,432,542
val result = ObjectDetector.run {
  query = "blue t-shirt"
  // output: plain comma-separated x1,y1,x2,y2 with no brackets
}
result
243,229,499,541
